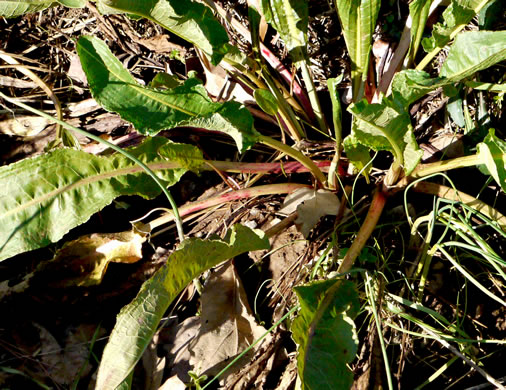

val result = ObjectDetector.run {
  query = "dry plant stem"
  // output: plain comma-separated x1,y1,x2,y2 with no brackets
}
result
147,183,311,230
412,181,506,230
258,135,327,185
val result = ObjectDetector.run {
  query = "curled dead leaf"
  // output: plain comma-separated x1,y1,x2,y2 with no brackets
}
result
189,262,270,378
34,230,145,288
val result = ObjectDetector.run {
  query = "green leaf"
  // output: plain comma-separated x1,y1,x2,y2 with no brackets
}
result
447,94,466,128
95,224,270,389
393,32,506,107
391,70,447,108
0,137,203,262
348,100,423,174
421,0,486,52
77,36,260,152
260,0,308,60
477,129,506,191
0,0,85,18
254,88,279,116
334,0,380,99
440,31,506,80
102,0,229,65
405,0,432,67
328,76,343,142
343,133,372,179
478,0,506,30
149,72,183,90
291,279,359,390
0,0,53,17
58,0,85,6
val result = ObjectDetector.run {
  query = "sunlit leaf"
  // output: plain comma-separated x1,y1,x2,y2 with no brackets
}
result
334,0,380,99
0,137,202,262
95,225,270,390
349,100,423,174
440,30,506,80
77,36,260,152
291,279,359,390
477,129,506,191
393,31,506,107
422,0,485,52
102,0,229,65
405,0,432,66
0,0,84,18
254,88,279,116
343,133,372,179
260,0,308,60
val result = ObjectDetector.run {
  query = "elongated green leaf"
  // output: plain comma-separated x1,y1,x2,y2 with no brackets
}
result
291,279,359,390
422,0,487,53
0,137,203,262
102,0,228,65
0,0,52,17
328,77,343,143
95,224,270,390
0,0,85,17
477,129,506,191
260,0,307,59
254,88,279,116
440,30,506,79
334,0,380,99
349,100,423,174
393,31,506,107
405,0,432,67
77,36,259,152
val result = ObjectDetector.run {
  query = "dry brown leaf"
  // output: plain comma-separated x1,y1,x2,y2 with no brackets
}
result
137,35,186,54
247,0,268,40
189,262,270,378
268,225,306,284
34,323,102,386
0,115,52,136
159,375,186,390
164,316,201,383
195,49,253,104
68,53,88,86
280,188,340,237
142,333,165,390
34,230,145,288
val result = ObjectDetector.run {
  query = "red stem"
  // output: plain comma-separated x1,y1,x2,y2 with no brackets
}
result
260,46,314,120
148,183,311,229
338,189,388,274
